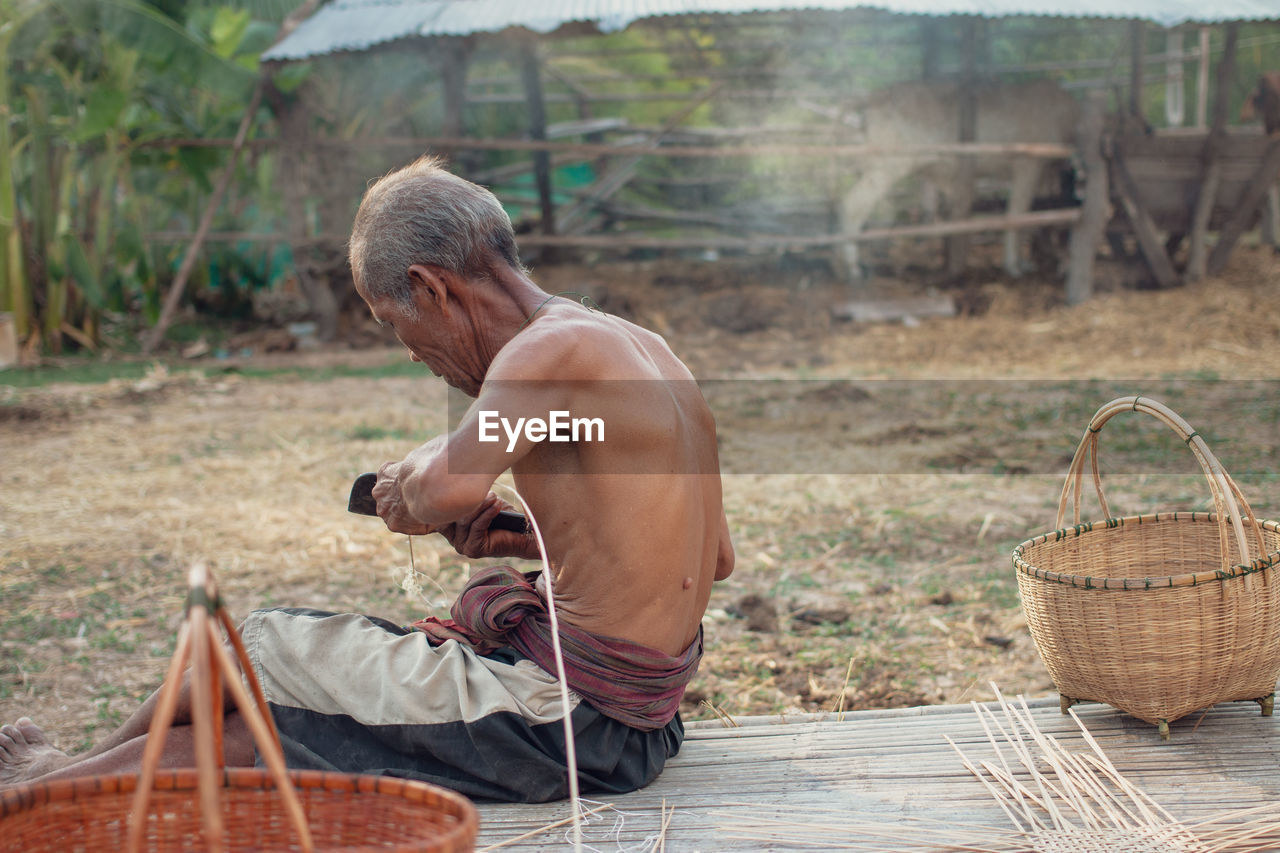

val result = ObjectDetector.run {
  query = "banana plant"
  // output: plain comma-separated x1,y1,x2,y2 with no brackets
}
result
2,0,259,352
0,1,32,341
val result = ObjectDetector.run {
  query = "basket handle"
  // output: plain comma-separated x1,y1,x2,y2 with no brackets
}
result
126,563,315,853
1056,396,1267,573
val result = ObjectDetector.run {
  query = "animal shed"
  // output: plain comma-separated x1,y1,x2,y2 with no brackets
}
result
245,0,1280,333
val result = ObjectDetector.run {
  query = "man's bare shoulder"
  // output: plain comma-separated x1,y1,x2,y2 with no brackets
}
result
488,307,684,383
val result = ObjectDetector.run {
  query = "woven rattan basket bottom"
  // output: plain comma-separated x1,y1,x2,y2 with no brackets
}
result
1015,513,1280,732
0,767,478,853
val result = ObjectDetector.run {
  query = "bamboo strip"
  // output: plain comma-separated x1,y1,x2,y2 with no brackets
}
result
478,803,613,852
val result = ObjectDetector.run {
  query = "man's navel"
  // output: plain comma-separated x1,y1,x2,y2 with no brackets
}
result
682,576,693,590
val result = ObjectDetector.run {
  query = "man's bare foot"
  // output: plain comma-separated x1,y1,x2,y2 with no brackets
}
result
0,718,72,785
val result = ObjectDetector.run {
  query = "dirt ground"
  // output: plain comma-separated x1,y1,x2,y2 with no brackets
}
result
2,244,1279,753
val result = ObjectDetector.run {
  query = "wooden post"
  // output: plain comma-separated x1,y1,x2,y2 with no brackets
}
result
1187,23,1238,281
518,40,556,244
946,16,979,279
269,82,339,342
1112,149,1181,289
0,311,15,368
1129,20,1145,121
1185,169,1221,281
437,37,473,173
1165,28,1185,127
1207,138,1280,275
1195,27,1211,128
1066,94,1108,305
920,19,940,80
439,39,469,139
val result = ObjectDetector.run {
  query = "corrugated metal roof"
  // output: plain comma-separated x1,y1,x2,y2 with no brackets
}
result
263,0,1280,61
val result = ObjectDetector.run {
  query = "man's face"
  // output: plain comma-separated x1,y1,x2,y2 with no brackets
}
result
356,275,481,396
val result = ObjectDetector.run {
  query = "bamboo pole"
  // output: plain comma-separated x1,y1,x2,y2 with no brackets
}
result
0,19,29,342
1165,28,1185,127
140,0,318,353
1065,93,1108,305
1207,137,1280,275
946,16,981,280
518,39,556,241
1186,23,1238,282
1196,27,1211,128
1111,147,1180,289
141,80,263,353
515,208,1081,250
137,134,1076,161
437,36,472,172
1129,20,1145,120
155,208,1080,252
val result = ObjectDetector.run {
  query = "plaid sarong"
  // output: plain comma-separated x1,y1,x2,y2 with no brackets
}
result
411,565,702,731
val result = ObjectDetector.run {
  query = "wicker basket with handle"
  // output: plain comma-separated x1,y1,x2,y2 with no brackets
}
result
1013,396,1280,739
0,563,478,852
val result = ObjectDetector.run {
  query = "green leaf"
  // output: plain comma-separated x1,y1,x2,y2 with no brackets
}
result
236,20,278,57
270,61,311,94
63,234,105,309
90,0,254,97
210,7,250,60
176,146,220,192
70,88,128,142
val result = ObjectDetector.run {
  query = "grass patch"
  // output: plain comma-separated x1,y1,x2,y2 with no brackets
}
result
0,355,429,389
348,423,415,441
0,360,179,387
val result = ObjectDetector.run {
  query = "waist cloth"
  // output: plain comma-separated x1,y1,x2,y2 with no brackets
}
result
410,565,703,731
240,566,701,803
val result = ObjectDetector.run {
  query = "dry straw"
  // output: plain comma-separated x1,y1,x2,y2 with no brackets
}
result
1014,396,1280,738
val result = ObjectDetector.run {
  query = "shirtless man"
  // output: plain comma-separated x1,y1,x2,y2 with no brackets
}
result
0,156,734,802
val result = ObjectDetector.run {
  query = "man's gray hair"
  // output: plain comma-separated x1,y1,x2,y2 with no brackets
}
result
349,156,521,310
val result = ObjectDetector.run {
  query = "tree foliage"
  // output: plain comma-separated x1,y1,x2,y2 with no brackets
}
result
0,0,269,352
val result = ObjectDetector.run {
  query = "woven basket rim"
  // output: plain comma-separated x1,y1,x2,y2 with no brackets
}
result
0,767,478,847
1012,511,1280,590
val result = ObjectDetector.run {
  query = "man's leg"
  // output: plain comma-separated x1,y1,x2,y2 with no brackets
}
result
0,671,256,788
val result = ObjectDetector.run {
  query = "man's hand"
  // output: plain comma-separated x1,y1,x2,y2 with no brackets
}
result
435,493,539,560
374,464,535,559
372,461,437,536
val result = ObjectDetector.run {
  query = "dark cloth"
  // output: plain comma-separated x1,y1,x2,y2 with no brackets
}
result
410,565,702,731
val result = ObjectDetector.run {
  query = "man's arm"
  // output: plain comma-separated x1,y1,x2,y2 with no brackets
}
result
371,337,572,544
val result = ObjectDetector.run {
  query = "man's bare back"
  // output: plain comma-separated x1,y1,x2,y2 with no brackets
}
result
489,302,729,655
370,292,731,657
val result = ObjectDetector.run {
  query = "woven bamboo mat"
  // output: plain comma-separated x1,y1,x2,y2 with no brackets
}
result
475,694,1280,851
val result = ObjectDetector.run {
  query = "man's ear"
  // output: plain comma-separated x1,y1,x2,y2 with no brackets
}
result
407,264,451,314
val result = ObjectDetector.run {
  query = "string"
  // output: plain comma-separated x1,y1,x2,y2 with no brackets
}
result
518,291,603,330
498,483,583,853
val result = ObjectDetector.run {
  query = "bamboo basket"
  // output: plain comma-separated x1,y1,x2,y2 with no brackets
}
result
1013,396,1280,739
0,564,478,852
